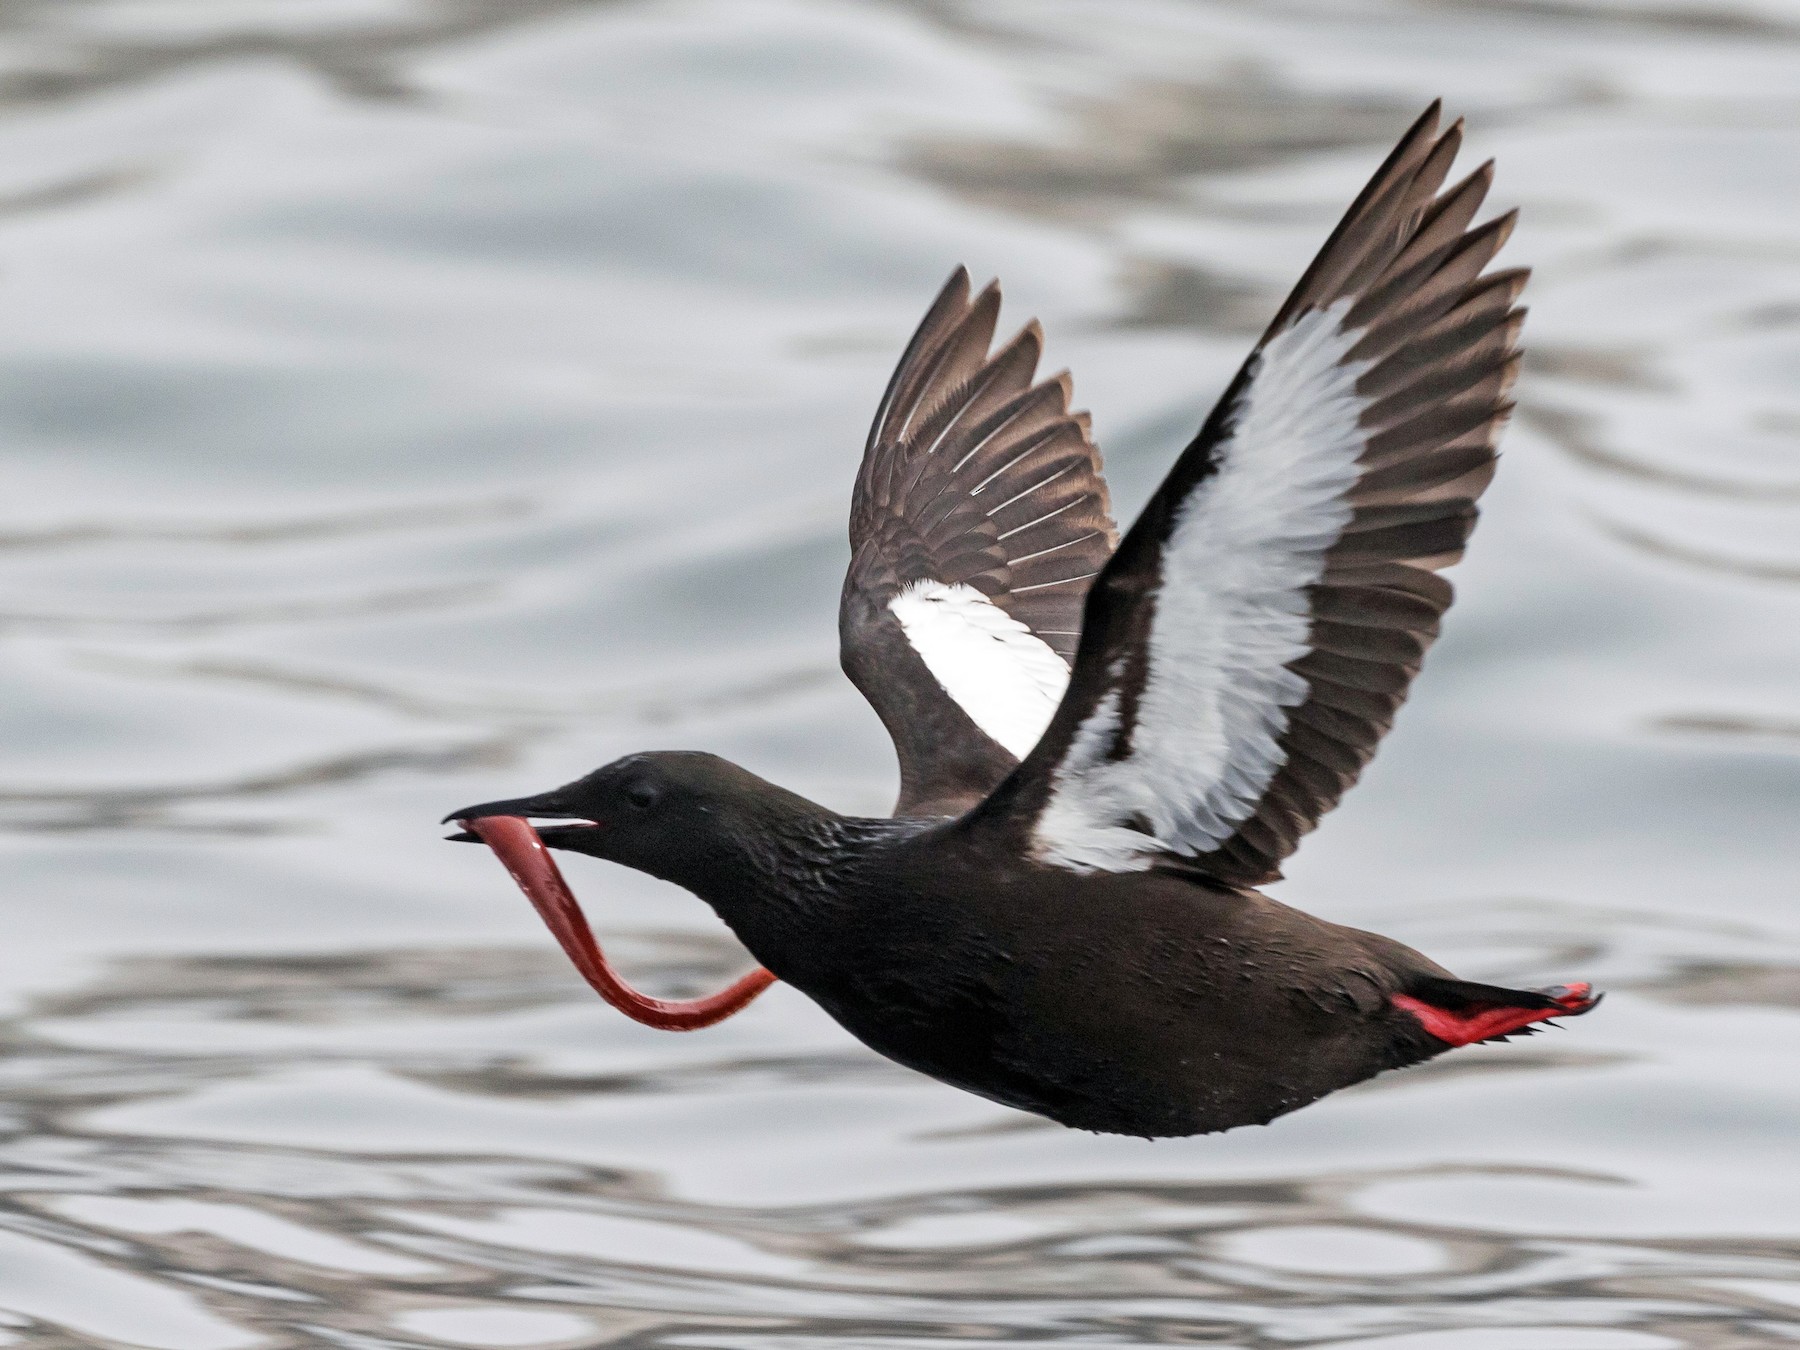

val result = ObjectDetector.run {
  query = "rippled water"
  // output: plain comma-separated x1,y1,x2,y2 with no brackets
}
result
1,0,1798,1345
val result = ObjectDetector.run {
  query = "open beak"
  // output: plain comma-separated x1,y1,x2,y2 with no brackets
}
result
441,788,598,844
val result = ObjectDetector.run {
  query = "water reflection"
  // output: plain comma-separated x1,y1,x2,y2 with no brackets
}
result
0,947,1792,1348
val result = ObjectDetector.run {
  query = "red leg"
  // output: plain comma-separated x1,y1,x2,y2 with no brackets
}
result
1392,984,1598,1047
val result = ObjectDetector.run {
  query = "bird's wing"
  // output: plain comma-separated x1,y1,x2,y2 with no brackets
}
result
841,268,1118,817
967,103,1525,885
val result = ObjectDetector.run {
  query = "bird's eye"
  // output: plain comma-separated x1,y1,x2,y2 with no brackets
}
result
624,781,659,812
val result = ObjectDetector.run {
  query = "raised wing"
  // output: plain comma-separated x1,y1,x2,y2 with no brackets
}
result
841,269,1117,817
976,102,1525,884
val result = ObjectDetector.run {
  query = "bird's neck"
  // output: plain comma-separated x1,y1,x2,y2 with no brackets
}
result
680,810,902,961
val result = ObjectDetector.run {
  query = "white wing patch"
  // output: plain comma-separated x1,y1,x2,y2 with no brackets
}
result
890,580,1069,759
1033,300,1372,873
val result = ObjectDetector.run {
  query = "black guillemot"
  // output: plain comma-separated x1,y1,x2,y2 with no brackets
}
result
447,103,1597,1139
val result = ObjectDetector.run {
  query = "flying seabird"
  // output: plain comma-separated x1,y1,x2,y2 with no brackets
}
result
447,104,1597,1139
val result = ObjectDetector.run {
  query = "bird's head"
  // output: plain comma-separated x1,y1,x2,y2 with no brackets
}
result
444,750,793,1029
443,750,812,886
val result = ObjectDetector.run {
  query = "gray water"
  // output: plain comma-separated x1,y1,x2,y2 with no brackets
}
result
0,1,1797,1346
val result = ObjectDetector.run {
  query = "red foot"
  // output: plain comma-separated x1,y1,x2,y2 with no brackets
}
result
464,815,776,1031
1392,983,1597,1047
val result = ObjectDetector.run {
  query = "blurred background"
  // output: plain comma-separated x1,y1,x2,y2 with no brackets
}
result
0,0,1797,1346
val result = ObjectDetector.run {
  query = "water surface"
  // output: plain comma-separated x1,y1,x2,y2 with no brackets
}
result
0,0,1797,1345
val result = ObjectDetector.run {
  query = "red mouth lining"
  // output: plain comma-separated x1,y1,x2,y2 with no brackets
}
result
463,815,776,1031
